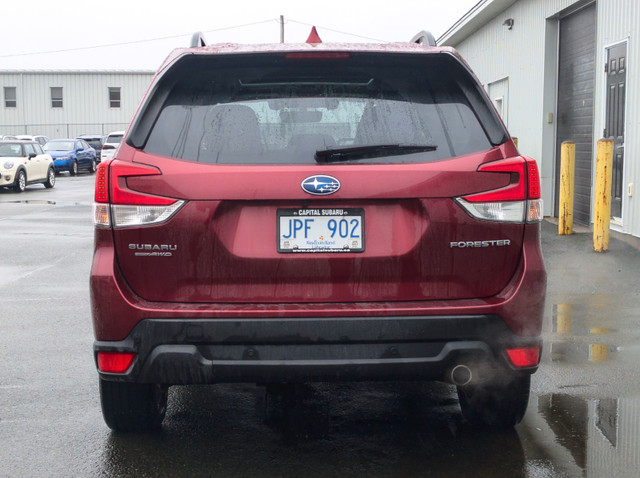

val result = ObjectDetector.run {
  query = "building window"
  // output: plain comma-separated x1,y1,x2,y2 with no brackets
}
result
4,87,16,108
51,87,63,108
109,87,121,108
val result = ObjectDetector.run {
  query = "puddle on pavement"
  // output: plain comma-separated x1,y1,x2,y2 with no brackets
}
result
549,341,619,364
526,394,640,476
1,199,57,205
548,302,620,364
0,199,87,207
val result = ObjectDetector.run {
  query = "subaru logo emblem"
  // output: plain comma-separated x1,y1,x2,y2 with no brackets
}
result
301,175,341,195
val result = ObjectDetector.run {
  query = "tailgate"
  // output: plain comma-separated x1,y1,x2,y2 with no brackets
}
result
112,152,523,303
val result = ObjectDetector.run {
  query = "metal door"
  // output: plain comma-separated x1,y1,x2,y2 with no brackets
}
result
605,42,627,219
555,4,596,225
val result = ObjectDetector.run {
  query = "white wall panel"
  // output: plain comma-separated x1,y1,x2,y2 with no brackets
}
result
442,0,640,238
594,0,640,236
0,71,154,139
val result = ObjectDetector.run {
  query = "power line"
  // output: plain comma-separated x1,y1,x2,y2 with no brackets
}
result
286,19,388,43
0,19,279,59
0,17,388,59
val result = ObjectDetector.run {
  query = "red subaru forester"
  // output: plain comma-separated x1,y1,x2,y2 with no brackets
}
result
91,34,546,432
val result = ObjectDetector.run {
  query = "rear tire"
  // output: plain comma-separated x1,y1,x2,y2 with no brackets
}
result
457,373,530,428
89,159,97,174
99,379,168,432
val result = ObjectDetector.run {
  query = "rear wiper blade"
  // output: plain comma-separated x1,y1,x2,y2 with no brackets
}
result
314,144,437,162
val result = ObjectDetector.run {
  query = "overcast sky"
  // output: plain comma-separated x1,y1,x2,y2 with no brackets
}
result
0,0,479,71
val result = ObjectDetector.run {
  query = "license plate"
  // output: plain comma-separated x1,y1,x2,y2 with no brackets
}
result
277,208,364,253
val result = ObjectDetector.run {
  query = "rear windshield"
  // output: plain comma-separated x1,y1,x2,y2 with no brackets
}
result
44,140,75,151
135,52,506,165
106,134,123,145
81,138,104,148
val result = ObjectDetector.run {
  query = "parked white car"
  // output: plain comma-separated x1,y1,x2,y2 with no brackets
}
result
0,140,55,192
100,131,124,162
16,135,50,147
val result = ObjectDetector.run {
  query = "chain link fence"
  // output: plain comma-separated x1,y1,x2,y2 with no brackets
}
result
0,123,130,139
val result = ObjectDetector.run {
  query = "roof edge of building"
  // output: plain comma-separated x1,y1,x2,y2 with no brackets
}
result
438,0,519,47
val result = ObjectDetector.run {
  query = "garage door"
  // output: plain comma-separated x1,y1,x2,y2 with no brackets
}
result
555,3,596,225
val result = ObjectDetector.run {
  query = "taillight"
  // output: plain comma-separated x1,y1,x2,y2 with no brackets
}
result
109,161,177,206
97,351,136,373
527,160,541,199
92,159,185,228
506,347,540,368
456,157,543,223
95,160,110,203
93,160,112,227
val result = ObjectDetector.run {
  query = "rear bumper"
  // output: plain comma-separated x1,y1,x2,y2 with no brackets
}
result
95,315,540,385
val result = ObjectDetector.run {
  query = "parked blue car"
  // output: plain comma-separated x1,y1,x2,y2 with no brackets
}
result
43,138,97,175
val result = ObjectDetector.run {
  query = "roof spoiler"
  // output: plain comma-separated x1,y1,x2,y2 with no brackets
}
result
190,32,208,48
410,31,436,46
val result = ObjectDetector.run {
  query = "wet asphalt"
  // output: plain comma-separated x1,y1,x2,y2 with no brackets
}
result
1,175,639,477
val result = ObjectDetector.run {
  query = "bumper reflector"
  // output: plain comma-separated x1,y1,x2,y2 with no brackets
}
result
97,352,136,373
506,347,540,368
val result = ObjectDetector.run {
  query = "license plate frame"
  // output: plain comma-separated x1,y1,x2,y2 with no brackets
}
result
277,208,365,253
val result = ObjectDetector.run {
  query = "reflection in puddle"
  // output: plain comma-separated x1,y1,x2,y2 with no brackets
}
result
538,394,589,469
589,343,609,362
100,383,529,477
550,303,617,364
597,398,618,447
550,342,618,364
534,394,640,476
555,303,573,334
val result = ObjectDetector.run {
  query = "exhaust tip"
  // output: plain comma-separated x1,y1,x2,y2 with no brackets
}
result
451,364,473,386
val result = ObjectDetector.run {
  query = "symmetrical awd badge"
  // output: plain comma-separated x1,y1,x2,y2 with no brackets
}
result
301,175,341,195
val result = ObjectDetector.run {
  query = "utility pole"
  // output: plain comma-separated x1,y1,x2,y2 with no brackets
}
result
280,15,284,43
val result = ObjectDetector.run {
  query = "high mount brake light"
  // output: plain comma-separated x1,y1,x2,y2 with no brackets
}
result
285,52,350,59
456,157,543,223
92,160,185,228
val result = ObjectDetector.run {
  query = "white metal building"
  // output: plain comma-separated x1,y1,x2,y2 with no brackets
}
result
0,70,154,139
439,0,640,238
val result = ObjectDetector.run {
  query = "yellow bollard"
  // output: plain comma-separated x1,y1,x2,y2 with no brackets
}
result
558,142,575,235
556,303,572,334
589,327,610,361
589,344,609,362
512,137,518,148
593,139,614,252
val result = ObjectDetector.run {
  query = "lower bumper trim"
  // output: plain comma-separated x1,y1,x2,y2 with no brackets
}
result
95,315,540,384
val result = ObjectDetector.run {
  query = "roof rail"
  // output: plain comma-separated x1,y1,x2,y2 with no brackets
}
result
410,31,436,46
190,32,208,48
